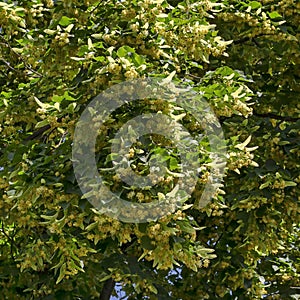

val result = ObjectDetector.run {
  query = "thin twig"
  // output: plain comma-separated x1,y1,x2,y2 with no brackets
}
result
1,221,15,260
89,0,104,14
0,35,43,78
0,58,18,72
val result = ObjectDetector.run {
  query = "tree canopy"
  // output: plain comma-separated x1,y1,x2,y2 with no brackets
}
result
0,0,299,299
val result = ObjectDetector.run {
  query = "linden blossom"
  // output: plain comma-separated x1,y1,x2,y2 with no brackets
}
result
1,0,299,298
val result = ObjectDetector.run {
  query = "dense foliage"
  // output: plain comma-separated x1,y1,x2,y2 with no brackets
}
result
0,0,299,299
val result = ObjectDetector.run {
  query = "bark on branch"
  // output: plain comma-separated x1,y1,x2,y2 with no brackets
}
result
100,278,115,300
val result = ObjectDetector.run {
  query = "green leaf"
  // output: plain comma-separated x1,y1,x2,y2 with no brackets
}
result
100,274,112,282
249,1,261,9
63,91,76,101
59,16,74,26
178,221,195,234
67,102,77,113
283,181,297,188
138,223,148,233
94,56,105,62
35,119,49,129
148,285,158,294
85,222,98,231
259,181,271,190
117,46,135,58
133,53,145,66
215,66,234,76
141,236,155,250
69,259,84,272
52,95,64,103
56,263,66,284
169,157,179,171
268,11,282,19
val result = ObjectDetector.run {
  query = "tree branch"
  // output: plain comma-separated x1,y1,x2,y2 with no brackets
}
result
253,112,300,122
23,124,51,141
23,116,64,142
100,278,115,300
232,33,271,45
99,238,137,300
